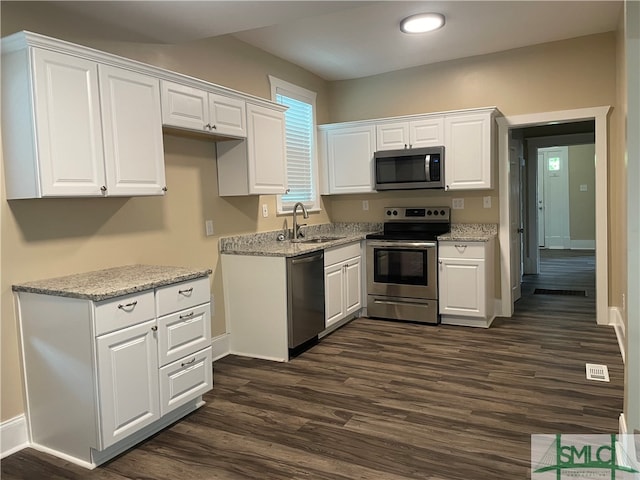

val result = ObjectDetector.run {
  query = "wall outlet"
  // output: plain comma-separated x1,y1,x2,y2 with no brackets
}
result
483,196,492,208
362,200,369,211
452,198,464,210
580,184,588,192
205,220,214,236
262,204,269,218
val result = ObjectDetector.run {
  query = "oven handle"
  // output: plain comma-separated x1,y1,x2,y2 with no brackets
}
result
425,154,431,181
366,240,437,249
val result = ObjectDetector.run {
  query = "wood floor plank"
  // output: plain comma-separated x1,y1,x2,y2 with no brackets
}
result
1,249,624,479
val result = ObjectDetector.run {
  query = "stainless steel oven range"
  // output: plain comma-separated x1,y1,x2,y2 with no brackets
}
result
366,206,450,324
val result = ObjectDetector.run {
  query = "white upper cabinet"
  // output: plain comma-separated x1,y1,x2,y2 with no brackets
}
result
376,117,444,151
2,44,166,198
322,124,376,194
161,81,246,138
99,65,166,196
217,103,288,196
444,110,495,190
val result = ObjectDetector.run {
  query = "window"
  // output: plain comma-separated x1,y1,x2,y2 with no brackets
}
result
269,76,319,213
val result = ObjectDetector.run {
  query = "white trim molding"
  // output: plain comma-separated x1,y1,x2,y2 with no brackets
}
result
211,333,230,361
610,306,626,363
1,414,28,459
498,106,610,324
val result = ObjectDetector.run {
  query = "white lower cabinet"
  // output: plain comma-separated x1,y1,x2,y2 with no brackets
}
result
324,242,363,328
16,275,212,468
438,239,495,327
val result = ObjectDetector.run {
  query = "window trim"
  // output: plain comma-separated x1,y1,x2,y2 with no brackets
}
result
268,75,320,215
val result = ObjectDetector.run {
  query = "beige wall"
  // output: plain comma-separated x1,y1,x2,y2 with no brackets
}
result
1,3,333,421
568,144,596,241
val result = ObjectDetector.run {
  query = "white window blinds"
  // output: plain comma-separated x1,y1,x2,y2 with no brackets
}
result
270,76,319,213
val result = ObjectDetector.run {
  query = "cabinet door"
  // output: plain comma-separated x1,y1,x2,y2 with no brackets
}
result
376,122,409,150
410,117,444,147
96,319,160,449
99,65,166,196
444,112,493,190
32,49,106,196
160,81,209,132
344,256,362,316
246,103,287,194
326,125,375,194
325,262,345,328
209,93,246,138
439,258,486,317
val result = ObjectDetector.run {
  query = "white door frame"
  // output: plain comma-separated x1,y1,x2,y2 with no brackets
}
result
497,106,610,324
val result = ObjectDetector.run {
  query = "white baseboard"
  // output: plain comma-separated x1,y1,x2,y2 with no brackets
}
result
609,307,626,363
1,414,28,459
570,240,596,250
211,333,230,361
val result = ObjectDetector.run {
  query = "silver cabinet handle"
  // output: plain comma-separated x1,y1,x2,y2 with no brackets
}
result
117,300,137,310
179,311,194,320
151,325,158,332
162,186,168,192
178,287,193,295
181,357,196,367
211,124,217,130
204,123,212,130
100,185,107,192
454,244,468,249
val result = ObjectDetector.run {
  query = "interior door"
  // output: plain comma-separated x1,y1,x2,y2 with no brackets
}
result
539,147,570,249
509,135,522,303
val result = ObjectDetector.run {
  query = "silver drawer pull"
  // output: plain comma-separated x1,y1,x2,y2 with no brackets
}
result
151,325,158,332
179,312,195,320
117,301,137,310
178,287,194,295
181,357,196,367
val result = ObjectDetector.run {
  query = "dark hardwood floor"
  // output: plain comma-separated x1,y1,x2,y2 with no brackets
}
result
2,249,623,479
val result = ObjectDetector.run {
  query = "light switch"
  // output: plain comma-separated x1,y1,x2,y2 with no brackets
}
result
580,184,588,192
483,196,492,208
262,204,269,218
205,220,214,236
362,200,369,211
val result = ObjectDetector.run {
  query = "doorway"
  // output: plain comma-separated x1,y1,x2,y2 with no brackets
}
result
497,106,610,325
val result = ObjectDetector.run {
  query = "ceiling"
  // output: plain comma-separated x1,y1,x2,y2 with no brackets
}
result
47,1,623,81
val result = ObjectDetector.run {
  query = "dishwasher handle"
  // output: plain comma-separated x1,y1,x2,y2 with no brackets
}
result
290,253,324,264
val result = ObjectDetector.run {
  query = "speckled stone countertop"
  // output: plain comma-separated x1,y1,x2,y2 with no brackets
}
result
12,265,212,301
220,222,382,257
438,223,498,242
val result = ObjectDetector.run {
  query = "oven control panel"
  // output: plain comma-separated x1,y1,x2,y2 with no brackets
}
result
384,206,450,221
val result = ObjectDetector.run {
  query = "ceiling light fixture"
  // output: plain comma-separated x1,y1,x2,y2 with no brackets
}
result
400,13,445,34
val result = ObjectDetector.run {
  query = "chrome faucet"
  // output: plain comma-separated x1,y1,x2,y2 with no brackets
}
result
291,202,309,240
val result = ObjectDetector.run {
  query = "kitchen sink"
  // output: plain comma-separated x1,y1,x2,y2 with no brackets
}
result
295,236,345,244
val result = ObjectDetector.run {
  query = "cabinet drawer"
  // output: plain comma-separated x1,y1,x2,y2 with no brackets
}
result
157,304,211,366
324,241,361,266
94,291,155,336
155,277,210,317
159,346,213,416
438,242,486,260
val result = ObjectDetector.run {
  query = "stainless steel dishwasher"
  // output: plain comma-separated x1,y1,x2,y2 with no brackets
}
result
287,251,325,353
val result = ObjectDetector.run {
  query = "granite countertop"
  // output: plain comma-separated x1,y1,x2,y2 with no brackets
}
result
220,222,382,257
438,223,498,242
12,265,212,301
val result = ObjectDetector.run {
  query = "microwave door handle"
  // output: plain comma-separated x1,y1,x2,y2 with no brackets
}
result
425,154,431,181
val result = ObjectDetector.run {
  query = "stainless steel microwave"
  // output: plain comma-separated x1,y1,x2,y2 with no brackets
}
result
374,146,445,191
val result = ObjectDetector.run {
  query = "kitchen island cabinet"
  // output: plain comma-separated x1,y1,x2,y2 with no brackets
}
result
13,266,212,468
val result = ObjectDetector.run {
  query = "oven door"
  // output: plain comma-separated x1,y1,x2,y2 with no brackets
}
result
366,240,438,300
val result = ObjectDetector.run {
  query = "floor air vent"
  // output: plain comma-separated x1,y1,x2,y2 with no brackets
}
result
534,288,587,297
585,363,610,382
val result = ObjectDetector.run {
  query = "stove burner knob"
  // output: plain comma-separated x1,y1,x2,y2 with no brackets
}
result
392,210,398,216
386,210,392,216
433,210,439,216
426,210,432,215
440,210,446,216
